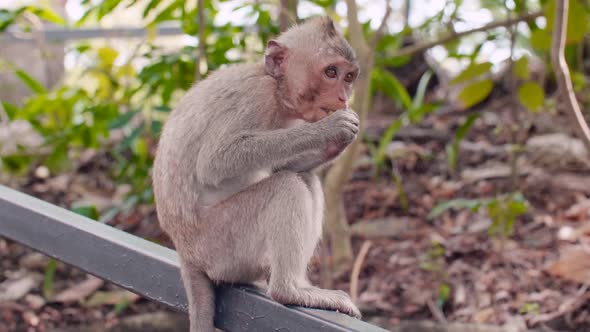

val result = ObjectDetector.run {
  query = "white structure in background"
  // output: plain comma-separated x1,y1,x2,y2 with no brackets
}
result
0,0,67,106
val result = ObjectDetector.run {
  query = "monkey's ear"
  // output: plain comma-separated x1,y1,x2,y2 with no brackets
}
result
323,17,337,37
265,40,288,78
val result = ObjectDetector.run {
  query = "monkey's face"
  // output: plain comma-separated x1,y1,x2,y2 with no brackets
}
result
296,56,359,122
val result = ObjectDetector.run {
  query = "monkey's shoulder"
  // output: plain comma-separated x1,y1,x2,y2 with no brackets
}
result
185,62,275,107
202,62,271,91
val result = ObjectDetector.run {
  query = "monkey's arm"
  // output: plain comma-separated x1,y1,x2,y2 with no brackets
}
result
197,110,358,186
197,125,324,185
273,149,337,173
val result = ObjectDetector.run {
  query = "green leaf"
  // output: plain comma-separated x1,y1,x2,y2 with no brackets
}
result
428,198,488,220
380,55,412,68
97,0,123,21
308,0,337,8
44,140,69,172
457,79,494,108
373,119,403,169
108,110,138,129
446,144,458,173
153,105,171,112
447,113,479,170
71,203,99,220
113,297,132,315
97,47,119,69
371,69,412,109
545,0,587,44
142,0,161,17
451,62,492,85
30,6,66,25
132,137,148,161
148,0,182,25
0,155,32,174
150,120,163,135
513,56,529,80
1,102,18,119
0,8,26,31
43,259,58,299
437,283,451,308
530,29,551,51
412,70,434,109
518,81,545,112
408,103,439,124
118,123,145,151
520,303,540,314
455,113,479,142
15,69,47,93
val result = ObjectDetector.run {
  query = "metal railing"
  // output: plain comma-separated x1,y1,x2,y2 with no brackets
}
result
2,24,184,41
2,24,258,41
0,185,387,332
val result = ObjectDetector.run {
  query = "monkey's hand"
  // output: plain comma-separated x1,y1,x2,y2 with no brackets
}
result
318,109,359,159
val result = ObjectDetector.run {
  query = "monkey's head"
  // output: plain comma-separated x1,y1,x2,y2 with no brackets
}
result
265,16,359,122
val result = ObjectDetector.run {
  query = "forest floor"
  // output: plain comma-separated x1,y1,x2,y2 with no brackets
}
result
2,92,590,332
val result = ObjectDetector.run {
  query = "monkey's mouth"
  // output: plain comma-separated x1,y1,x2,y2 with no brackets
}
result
321,107,336,114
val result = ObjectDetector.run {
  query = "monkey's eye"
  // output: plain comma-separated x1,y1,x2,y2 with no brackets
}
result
344,72,355,83
325,66,338,79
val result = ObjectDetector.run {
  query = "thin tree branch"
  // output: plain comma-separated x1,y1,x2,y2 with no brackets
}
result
349,240,372,303
345,0,368,57
392,10,543,58
551,0,590,152
195,0,207,81
279,0,298,31
403,0,410,30
369,1,392,50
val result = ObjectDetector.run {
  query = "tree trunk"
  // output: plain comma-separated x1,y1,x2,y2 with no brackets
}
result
323,0,377,270
279,0,298,31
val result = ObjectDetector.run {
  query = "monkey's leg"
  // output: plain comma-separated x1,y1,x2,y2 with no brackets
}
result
296,172,324,273
200,171,360,318
267,173,361,318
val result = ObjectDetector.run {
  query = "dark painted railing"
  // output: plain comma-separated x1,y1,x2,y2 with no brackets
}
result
0,185,387,332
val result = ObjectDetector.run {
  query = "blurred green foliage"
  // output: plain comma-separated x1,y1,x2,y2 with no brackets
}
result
428,193,528,237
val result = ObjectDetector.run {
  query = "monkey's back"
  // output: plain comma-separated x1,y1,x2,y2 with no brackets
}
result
153,62,278,231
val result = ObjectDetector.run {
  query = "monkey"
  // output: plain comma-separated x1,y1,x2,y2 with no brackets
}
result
152,16,361,332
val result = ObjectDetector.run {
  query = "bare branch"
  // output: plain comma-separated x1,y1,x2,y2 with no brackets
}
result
369,1,392,50
551,0,590,152
392,10,542,58
349,240,372,303
279,0,298,31
345,0,369,57
196,0,207,81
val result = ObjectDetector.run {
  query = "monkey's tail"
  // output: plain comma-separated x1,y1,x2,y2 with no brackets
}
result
181,266,216,332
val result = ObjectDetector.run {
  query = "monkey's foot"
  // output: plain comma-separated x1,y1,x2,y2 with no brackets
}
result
269,286,361,318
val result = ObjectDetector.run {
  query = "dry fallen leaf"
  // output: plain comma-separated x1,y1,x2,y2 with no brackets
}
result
547,246,590,283
83,290,140,308
52,276,104,303
0,273,42,302
564,199,590,221
473,307,495,323
22,311,39,327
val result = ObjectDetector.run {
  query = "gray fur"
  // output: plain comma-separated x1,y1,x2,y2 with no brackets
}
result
153,17,361,332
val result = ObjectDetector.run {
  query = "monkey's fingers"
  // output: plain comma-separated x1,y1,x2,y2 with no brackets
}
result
333,110,359,126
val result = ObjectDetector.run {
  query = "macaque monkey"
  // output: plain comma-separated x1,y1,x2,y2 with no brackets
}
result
152,16,361,332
